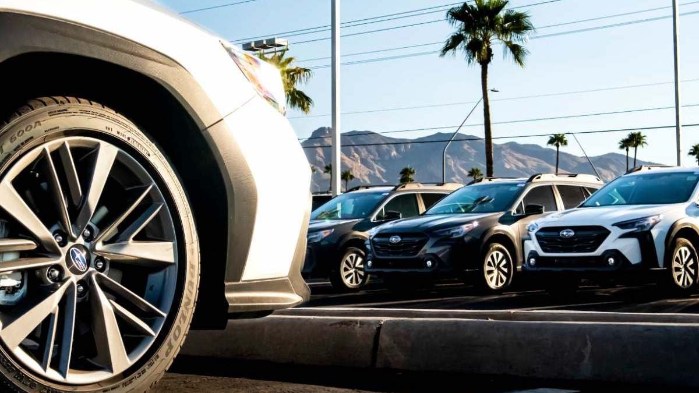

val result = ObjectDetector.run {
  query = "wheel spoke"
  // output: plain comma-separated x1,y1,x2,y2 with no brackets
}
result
40,309,58,372
57,285,77,379
0,181,60,254
94,184,154,244
0,238,37,252
75,143,118,234
0,280,73,350
0,257,61,274
110,301,156,337
115,203,163,243
95,241,175,267
95,273,166,318
89,275,130,371
58,142,82,207
43,148,72,236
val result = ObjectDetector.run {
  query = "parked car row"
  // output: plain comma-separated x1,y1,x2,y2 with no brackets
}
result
307,167,699,295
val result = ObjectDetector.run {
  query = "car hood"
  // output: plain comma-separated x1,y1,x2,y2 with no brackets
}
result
376,213,497,234
308,219,360,231
535,204,680,227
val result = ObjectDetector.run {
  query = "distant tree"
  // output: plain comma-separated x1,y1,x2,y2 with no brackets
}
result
257,50,313,113
468,167,483,182
627,132,648,168
341,169,355,192
546,133,568,175
689,144,699,165
399,167,416,184
323,164,332,191
440,0,534,177
618,136,632,172
310,165,317,174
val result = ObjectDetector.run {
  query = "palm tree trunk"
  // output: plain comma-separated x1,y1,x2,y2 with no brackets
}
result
633,147,638,168
555,145,560,175
625,147,629,171
481,63,494,177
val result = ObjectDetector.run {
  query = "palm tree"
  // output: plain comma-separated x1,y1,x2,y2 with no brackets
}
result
468,167,483,182
689,144,699,165
618,136,632,172
341,170,355,192
547,133,568,175
399,167,416,184
627,132,648,168
258,50,313,113
440,0,534,177
323,164,332,191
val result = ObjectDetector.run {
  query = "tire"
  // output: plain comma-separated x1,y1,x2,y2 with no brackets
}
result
0,97,199,392
329,247,368,291
479,243,515,293
666,237,698,296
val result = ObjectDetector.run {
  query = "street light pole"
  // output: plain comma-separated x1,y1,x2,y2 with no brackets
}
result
672,0,683,166
331,0,342,196
442,89,498,183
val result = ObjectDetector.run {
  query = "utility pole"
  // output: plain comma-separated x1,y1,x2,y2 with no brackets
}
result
331,0,342,195
672,0,682,166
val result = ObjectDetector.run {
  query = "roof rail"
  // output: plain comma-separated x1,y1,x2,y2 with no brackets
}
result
346,185,393,192
526,173,603,184
625,165,675,174
392,182,463,191
468,176,521,185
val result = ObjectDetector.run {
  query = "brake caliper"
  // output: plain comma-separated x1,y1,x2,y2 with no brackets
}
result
0,220,26,306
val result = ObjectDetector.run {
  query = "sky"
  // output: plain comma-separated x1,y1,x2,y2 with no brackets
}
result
161,0,699,166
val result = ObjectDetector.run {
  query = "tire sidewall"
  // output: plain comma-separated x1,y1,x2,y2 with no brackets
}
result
0,102,199,393
481,243,514,292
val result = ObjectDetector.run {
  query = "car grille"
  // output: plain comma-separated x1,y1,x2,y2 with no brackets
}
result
535,226,610,253
372,233,428,257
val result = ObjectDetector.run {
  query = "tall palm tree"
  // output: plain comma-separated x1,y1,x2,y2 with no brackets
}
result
440,0,534,177
547,133,568,175
399,167,416,184
341,169,355,192
627,132,648,168
689,144,699,165
258,50,314,113
618,136,632,172
323,164,332,191
468,167,483,182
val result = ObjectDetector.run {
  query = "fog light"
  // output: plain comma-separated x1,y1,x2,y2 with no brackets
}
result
529,258,536,266
425,260,433,268
367,261,373,268
607,257,615,266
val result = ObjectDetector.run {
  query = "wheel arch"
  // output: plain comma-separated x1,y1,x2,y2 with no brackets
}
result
0,13,233,328
481,229,520,268
665,220,699,268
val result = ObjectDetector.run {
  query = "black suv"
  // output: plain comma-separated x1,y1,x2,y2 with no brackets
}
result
365,174,603,292
304,183,463,290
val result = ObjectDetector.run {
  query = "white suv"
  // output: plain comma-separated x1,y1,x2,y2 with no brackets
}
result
524,167,699,294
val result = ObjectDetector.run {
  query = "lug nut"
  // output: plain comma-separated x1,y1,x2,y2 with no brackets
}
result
94,257,107,272
53,231,67,247
76,281,87,297
46,266,62,282
82,227,94,242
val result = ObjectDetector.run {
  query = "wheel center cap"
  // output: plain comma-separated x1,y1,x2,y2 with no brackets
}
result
66,245,90,275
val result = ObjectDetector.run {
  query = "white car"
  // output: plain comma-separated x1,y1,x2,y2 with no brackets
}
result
0,1,310,391
524,167,699,294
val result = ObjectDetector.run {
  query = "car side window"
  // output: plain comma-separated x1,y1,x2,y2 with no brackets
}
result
376,194,419,220
421,193,447,210
557,185,588,209
516,186,557,214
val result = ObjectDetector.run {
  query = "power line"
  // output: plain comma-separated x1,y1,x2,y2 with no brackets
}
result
290,78,699,120
301,124,699,149
297,103,699,142
180,0,256,15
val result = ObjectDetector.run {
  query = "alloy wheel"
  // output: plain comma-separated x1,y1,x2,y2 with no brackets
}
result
672,245,696,289
484,250,510,290
0,136,178,384
340,252,366,289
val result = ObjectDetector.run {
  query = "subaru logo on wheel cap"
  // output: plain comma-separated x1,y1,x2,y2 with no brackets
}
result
389,235,402,244
69,247,88,273
560,229,575,238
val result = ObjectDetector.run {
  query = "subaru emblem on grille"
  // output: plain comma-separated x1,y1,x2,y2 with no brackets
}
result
559,229,575,238
389,235,402,244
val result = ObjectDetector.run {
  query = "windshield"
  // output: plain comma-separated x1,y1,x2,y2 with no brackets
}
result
311,192,387,220
426,183,525,215
582,172,699,207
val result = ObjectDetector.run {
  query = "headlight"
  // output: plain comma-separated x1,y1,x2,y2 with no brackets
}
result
527,222,540,233
613,215,662,232
222,42,287,115
307,229,334,244
435,222,479,238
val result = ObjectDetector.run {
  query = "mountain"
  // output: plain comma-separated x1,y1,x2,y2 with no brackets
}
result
303,127,654,192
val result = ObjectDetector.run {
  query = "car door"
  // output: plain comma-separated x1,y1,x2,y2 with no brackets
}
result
512,185,558,239
374,193,420,223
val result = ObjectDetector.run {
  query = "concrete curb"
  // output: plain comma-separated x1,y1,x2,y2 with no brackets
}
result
182,309,699,387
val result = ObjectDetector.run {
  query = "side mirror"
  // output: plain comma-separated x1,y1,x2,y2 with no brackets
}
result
384,210,403,221
524,204,545,216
